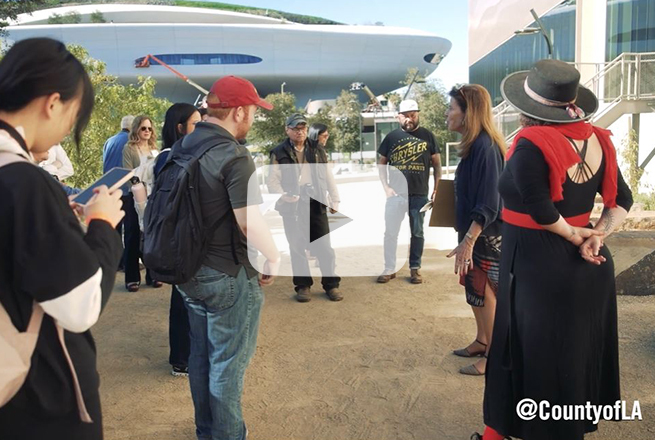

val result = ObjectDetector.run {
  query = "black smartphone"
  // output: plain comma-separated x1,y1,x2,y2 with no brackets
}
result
72,167,134,205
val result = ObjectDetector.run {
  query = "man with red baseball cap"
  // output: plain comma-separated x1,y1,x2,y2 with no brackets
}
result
174,76,279,440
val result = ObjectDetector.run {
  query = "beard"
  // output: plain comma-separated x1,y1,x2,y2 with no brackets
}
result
402,118,419,132
235,108,253,139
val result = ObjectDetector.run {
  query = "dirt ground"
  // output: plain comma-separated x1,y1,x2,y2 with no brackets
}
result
96,246,655,440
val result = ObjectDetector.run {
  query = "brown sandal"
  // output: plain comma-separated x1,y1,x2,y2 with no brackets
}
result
453,339,487,357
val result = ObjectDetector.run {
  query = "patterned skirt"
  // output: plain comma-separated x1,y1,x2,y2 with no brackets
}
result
459,235,501,307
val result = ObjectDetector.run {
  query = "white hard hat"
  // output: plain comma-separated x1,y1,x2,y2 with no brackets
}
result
398,99,419,113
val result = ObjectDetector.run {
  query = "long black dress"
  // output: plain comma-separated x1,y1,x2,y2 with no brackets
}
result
483,138,633,440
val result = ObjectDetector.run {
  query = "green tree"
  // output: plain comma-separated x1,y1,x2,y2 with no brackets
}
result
48,11,82,24
0,0,51,35
621,128,643,193
306,105,336,153
384,92,402,110
401,68,458,160
90,10,106,23
248,92,299,153
63,45,171,188
332,90,361,155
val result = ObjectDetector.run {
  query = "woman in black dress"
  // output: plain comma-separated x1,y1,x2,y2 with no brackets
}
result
474,60,633,440
446,84,506,376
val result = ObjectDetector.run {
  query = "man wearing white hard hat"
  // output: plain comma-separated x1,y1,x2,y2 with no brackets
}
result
377,99,441,284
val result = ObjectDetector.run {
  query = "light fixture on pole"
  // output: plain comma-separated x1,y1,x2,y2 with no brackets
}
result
514,8,553,59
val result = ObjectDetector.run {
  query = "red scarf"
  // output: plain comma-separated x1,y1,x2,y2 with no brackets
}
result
506,121,618,208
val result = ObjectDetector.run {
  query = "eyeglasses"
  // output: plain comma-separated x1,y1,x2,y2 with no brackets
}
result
140,126,153,132
289,126,307,133
455,84,468,98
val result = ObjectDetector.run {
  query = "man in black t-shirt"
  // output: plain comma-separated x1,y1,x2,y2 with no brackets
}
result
175,76,280,440
377,99,441,284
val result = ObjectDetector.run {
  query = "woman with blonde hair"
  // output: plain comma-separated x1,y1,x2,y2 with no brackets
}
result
446,84,506,376
122,115,160,291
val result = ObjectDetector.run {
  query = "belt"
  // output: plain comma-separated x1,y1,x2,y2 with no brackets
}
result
502,208,591,230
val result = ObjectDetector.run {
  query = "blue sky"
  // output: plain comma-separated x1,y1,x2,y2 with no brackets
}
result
211,0,469,90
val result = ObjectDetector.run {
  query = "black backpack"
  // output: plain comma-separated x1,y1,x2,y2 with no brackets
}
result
142,135,222,284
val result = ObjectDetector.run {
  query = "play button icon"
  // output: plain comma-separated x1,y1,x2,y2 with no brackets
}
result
311,200,353,242
247,164,410,277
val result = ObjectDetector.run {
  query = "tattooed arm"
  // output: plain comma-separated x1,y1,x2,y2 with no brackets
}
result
594,206,629,237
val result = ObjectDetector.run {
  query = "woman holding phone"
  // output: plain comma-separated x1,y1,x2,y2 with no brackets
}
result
0,38,124,440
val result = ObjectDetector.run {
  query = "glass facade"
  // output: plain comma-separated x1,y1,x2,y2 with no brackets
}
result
607,0,655,60
135,53,262,66
375,121,400,149
469,0,577,105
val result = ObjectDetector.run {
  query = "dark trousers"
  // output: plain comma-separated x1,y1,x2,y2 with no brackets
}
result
116,219,124,270
169,285,190,368
281,199,340,291
123,194,152,286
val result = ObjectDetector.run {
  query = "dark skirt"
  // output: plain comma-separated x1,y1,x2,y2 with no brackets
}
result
483,223,620,440
460,235,501,307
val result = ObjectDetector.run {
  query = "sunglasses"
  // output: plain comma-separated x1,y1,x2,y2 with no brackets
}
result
455,84,468,98
140,126,153,132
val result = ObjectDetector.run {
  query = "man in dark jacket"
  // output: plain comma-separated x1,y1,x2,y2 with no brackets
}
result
102,115,133,270
268,113,343,303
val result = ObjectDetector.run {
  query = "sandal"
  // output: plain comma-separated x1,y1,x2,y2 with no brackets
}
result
453,339,487,357
460,354,487,376
126,282,140,292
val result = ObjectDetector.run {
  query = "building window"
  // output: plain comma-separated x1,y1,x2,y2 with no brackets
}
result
134,53,263,66
607,0,655,60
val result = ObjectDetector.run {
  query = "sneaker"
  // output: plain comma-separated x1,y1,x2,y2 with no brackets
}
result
171,365,189,377
376,272,396,283
410,269,423,284
295,286,311,302
325,288,343,302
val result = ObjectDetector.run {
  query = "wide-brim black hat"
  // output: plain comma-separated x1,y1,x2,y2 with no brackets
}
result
500,59,598,124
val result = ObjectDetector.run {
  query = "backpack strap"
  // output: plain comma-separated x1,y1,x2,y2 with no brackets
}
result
54,324,93,422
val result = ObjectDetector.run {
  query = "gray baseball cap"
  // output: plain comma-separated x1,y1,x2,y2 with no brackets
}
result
286,113,308,128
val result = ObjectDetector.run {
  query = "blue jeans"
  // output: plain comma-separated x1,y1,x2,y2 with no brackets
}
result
177,266,263,440
383,194,428,272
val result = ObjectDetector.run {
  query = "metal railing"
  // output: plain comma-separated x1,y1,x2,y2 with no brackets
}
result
492,52,655,142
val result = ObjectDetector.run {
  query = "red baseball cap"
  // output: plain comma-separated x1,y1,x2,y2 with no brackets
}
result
207,76,273,110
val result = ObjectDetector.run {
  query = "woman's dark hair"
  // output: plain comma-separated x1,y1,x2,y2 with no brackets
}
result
162,103,199,149
308,122,328,144
448,86,468,115
519,114,554,127
198,107,208,118
0,38,94,146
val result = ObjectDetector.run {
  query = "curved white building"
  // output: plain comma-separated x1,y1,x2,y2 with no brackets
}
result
7,4,451,105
